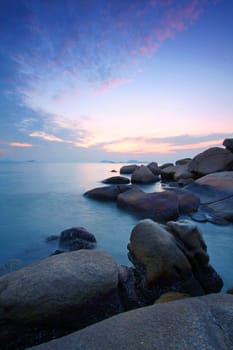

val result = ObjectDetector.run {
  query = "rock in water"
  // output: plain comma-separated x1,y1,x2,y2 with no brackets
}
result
120,164,139,174
131,165,159,184
102,176,130,184
59,227,96,251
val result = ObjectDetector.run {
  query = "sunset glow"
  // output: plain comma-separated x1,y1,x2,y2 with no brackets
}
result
0,0,232,162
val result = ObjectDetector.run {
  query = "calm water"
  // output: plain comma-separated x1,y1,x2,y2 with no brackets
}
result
0,162,232,291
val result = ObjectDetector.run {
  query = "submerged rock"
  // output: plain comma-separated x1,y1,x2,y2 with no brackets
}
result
102,176,130,184
59,227,96,251
84,184,132,201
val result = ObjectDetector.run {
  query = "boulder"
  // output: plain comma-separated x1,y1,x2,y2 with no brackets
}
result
29,294,233,350
185,171,233,221
84,184,132,201
131,165,159,184
117,187,179,222
0,250,119,328
127,219,223,297
128,219,192,287
168,188,200,214
175,158,192,166
160,163,193,182
120,164,139,174
147,162,161,175
188,147,233,176
59,227,96,251
223,138,233,152
159,162,174,169
102,176,130,184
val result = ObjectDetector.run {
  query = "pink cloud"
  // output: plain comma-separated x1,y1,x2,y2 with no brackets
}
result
97,76,133,93
29,131,65,142
8,142,33,147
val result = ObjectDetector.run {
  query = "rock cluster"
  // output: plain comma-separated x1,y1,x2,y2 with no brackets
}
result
1,138,233,349
85,138,233,223
0,219,226,349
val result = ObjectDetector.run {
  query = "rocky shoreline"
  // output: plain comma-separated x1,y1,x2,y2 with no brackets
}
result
0,139,233,349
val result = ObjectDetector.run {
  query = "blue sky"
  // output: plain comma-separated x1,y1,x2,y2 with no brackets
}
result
0,0,232,162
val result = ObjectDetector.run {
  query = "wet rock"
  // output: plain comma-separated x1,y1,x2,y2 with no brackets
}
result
84,184,132,201
185,171,233,222
102,176,130,184
117,187,179,222
59,227,96,251
227,286,233,294
131,165,159,184
168,188,200,214
190,210,208,222
120,164,139,174
188,147,233,177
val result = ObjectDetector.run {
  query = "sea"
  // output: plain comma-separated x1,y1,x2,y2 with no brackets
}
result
0,162,232,291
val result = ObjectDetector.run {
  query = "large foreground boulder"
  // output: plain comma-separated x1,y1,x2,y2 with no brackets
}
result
188,147,233,177
0,250,118,326
127,219,223,302
29,294,233,350
0,250,120,349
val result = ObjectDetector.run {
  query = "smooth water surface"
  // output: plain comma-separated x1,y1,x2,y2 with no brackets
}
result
0,162,232,291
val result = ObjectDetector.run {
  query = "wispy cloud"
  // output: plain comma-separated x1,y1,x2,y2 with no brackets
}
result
8,142,33,148
29,131,65,143
95,133,230,154
8,0,211,107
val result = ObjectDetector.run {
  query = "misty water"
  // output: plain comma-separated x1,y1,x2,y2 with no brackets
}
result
0,162,232,291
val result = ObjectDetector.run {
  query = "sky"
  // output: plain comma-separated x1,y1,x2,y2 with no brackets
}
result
0,0,232,163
